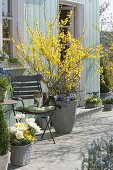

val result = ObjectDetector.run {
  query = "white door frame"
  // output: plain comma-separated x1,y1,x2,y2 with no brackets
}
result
0,0,2,50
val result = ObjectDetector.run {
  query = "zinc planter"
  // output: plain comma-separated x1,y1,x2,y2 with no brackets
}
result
10,144,32,167
52,100,77,134
0,152,10,170
104,104,113,111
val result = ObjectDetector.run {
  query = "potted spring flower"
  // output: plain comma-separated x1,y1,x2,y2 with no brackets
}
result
103,98,113,111
9,113,42,166
85,96,102,109
8,57,21,68
12,14,102,134
0,106,10,170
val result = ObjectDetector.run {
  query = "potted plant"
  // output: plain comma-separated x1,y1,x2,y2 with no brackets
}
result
13,15,102,134
0,106,10,170
85,96,102,108
0,74,12,102
8,57,21,68
9,114,42,166
52,94,78,134
103,98,113,111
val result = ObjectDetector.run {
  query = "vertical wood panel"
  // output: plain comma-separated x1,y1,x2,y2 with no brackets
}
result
33,0,40,22
85,0,100,96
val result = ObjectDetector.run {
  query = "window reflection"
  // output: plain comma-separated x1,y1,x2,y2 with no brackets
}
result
2,0,12,17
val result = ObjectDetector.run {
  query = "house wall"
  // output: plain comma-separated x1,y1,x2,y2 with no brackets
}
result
13,0,100,98
84,0,100,96
26,0,58,36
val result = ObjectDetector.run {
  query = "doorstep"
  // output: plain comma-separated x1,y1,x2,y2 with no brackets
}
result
76,106,102,120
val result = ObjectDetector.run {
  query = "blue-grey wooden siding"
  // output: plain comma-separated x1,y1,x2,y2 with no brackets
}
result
26,0,100,97
84,0,100,96
26,0,58,35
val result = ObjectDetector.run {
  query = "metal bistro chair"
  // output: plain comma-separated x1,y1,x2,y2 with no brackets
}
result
11,74,56,144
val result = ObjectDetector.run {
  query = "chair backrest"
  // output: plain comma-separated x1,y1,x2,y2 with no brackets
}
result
11,74,42,99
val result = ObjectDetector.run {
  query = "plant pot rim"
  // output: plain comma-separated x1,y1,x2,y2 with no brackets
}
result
11,143,33,147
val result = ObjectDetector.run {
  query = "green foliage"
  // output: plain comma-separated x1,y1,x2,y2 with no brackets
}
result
103,98,113,104
100,31,113,47
0,74,12,92
0,50,9,61
100,59,112,93
8,57,19,64
10,134,31,146
85,96,102,104
0,106,10,155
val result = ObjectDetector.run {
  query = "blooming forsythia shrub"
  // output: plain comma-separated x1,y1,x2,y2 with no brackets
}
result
13,14,102,95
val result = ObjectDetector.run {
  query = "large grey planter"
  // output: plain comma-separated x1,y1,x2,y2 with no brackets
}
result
10,144,32,166
52,100,77,134
104,104,113,111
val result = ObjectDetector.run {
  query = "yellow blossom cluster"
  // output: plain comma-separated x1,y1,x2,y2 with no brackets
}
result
13,15,102,95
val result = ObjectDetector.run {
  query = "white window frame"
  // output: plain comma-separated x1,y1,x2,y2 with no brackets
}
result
0,1,2,50
2,0,13,56
59,5,77,38
59,0,84,38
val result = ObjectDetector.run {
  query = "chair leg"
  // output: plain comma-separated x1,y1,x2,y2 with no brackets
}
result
41,112,55,144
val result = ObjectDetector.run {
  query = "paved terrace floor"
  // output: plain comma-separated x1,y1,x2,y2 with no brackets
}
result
8,108,113,170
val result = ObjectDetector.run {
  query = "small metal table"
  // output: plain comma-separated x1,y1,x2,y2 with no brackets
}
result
0,99,17,106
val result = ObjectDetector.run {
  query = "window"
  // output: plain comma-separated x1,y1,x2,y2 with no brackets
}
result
59,4,76,60
2,0,13,56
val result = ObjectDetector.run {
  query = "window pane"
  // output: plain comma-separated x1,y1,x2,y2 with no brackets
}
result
59,9,70,26
2,0,12,17
3,19,12,38
3,40,12,56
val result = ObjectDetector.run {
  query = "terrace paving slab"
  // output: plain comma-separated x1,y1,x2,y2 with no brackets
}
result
8,108,113,170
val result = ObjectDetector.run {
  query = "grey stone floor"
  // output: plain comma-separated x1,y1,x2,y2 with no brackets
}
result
8,109,113,170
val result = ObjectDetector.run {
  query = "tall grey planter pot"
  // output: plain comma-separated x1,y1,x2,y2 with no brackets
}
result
52,100,78,134
10,144,32,167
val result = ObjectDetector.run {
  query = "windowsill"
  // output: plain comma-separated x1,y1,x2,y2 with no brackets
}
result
3,67,26,71
0,65,26,71
0,61,26,70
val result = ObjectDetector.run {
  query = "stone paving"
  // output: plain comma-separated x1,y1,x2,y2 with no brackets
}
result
8,109,113,170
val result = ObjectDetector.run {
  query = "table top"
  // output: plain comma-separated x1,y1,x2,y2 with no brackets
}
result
0,99,18,105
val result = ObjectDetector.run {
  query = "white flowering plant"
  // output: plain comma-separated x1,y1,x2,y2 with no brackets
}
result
9,114,42,146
